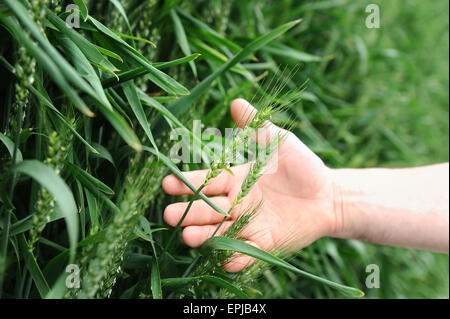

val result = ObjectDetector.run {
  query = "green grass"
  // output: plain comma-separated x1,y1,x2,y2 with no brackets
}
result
0,0,448,299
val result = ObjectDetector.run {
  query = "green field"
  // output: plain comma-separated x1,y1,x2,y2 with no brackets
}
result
0,0,448,299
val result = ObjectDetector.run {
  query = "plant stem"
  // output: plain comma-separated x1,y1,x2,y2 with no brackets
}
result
164,183,207,253
211,214,230,238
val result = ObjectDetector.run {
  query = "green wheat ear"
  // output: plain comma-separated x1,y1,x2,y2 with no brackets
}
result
8,45,37,137
29,130,71,252
187,65,306,295
7,0,55,137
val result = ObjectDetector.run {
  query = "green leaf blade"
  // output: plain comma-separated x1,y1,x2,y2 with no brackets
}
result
205,237,364,298
12,160,79,260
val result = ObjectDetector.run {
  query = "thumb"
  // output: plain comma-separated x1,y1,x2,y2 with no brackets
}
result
230,98,291,146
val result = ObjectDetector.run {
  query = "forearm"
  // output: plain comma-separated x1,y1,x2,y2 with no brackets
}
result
330,163,449,252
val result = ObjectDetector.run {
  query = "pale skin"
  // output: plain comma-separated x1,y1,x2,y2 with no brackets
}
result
162,98,449,272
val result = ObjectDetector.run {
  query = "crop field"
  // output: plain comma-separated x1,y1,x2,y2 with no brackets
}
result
0,0,448,299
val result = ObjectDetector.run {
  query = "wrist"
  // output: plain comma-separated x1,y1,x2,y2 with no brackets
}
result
329,168,359,240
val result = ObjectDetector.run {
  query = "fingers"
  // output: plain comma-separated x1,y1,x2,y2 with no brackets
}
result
230,98,258,128
162,168,234,196
178,206,266,272
182,214,265,272
222,240,259,273
164,197,232,227
230,98,291,146
162,164,250,196
182,222,233,248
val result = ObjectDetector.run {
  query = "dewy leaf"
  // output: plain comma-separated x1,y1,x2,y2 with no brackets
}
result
12,161,79,261
204,237,365,298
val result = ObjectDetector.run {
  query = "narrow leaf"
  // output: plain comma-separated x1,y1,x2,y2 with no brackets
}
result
122,82,158,154
73,0,88,20
0,133,23,162
205,237,364,298
88,16,190,96
12,160,78,260
168,19,302,118
170,9,197,77
151,260,162,299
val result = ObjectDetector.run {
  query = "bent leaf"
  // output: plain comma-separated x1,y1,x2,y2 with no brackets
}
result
12,160,79,260
162,275,249,299
204,237,364,298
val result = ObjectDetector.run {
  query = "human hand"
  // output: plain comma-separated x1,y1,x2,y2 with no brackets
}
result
162,98,338,272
